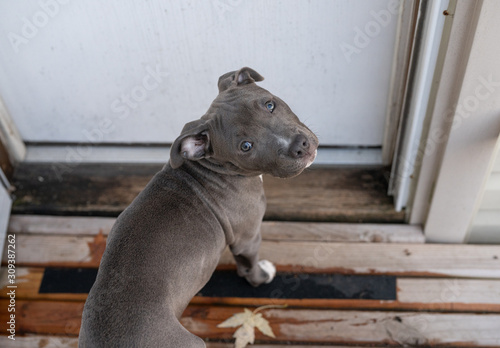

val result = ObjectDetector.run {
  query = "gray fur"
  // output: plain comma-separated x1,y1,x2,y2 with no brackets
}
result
79,67,318,347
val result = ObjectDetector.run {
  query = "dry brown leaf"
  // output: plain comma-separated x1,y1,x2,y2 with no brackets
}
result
217,305,285,348
253,313,276,338
234,322,255,348
217,309,253,328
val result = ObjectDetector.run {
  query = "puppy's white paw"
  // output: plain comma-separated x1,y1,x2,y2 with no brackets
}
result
258,260,276,284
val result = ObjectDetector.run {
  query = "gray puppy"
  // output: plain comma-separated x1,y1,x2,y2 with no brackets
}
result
79,67,319,347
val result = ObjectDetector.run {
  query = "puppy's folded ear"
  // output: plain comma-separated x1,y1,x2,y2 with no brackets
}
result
217,67,264,92
170,119,212,169
236,67,264,86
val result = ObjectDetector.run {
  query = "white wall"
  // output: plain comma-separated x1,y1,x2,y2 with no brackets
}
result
0,0,401,147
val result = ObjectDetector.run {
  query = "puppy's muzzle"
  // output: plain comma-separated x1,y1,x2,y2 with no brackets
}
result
289,133,316,160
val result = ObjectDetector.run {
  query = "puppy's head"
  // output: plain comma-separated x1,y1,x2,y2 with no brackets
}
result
170,67,319,178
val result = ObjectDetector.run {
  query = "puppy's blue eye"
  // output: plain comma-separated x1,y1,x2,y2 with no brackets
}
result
240,141,253,152
266,101,275,113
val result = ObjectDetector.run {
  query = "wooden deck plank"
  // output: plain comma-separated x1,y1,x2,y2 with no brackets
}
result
8,215,117,236
1,300,499,346
263,167,404,222
261,221,424,243
11,164,404,222
251,241,500,278
397,278,500,305
0,335,79,348
249,308,500,346
1,234,104,268
4,235,499,278
190,295,500,313
3,267,500,312
0,335,361,348
7,215,424,243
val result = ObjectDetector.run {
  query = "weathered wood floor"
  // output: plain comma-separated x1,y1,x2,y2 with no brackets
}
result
1,165,500,346
1,215,500,347
11,164,404,222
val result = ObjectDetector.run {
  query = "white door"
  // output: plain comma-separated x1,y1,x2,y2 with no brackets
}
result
0,0,408,164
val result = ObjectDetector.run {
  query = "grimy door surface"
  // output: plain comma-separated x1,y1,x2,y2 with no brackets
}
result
0,0,403,161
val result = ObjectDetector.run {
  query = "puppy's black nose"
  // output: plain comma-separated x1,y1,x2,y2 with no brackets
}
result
289,134,310,158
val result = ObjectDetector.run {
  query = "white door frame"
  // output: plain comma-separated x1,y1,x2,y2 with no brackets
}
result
381,0,418,165
407,0,481,226
388,0,450,212
0,96,20,258
0,96,25,165
407,0,500,243
0,170,11,258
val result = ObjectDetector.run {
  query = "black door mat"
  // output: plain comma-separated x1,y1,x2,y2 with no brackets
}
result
39,268,98,294
39,268,396,301
198,271,396,300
